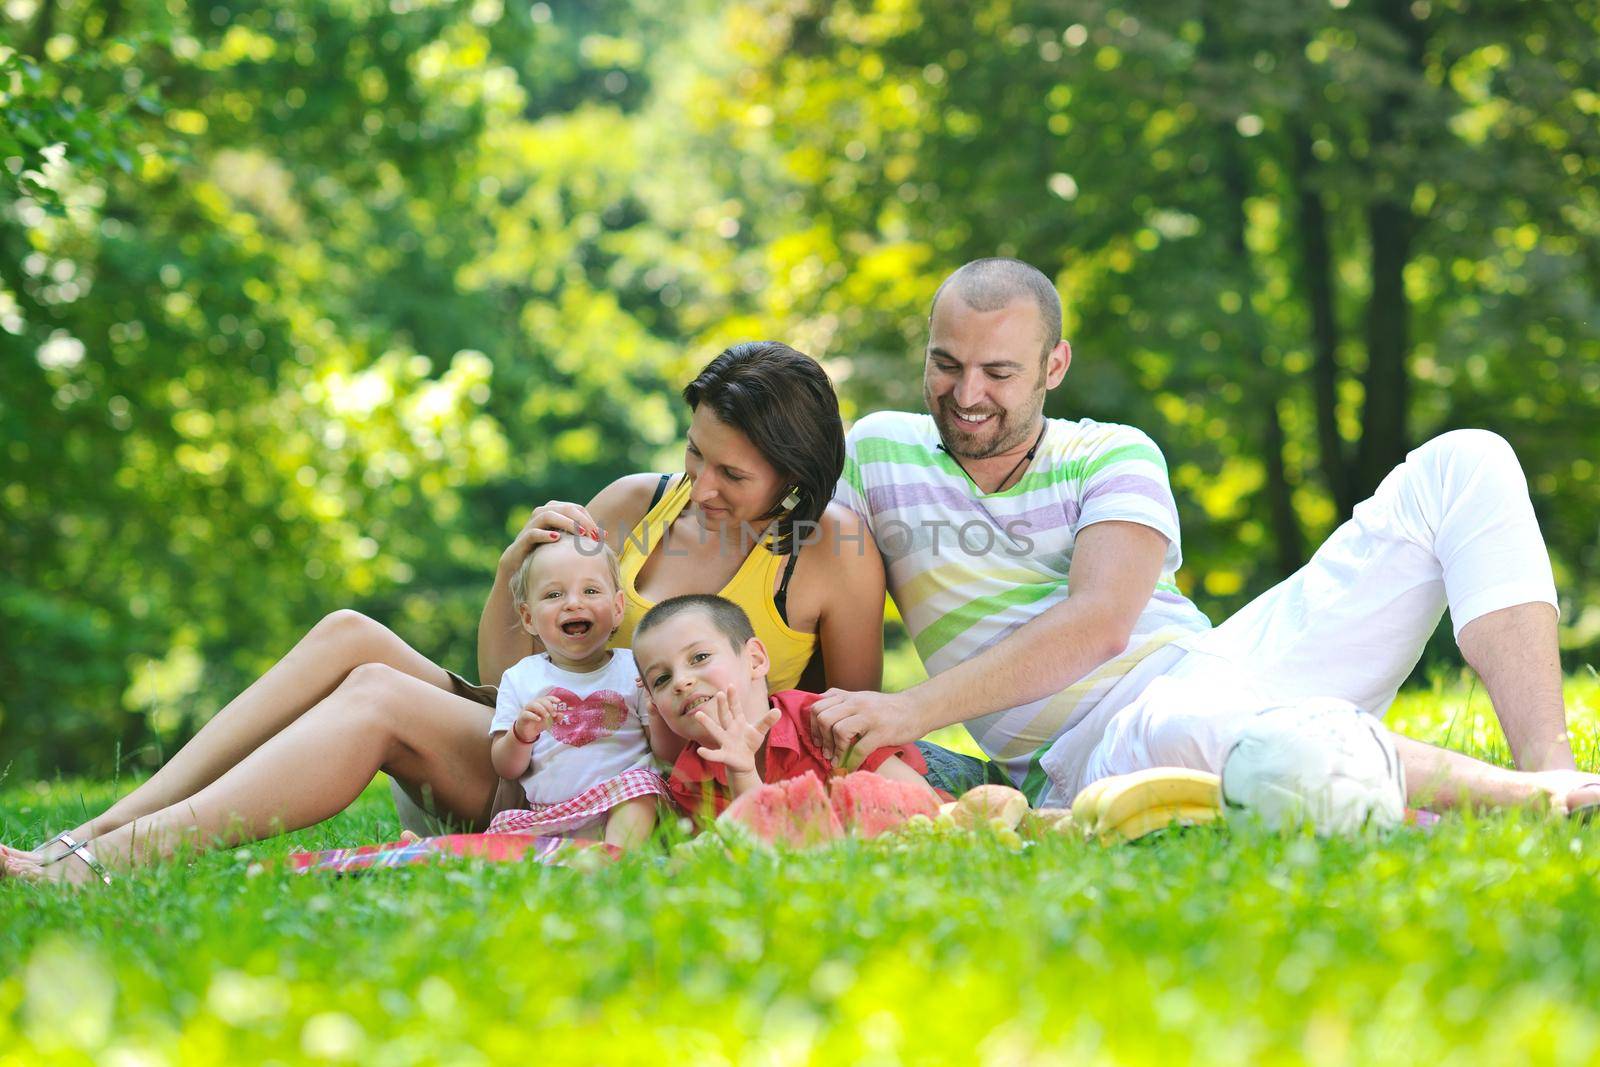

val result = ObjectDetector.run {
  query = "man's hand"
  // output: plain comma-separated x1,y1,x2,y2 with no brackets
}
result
513,696,564,744
693,688,778,776
808,688,925,765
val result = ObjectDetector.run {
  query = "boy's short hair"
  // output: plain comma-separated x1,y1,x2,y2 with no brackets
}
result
635,594,755,651
509,535,622,608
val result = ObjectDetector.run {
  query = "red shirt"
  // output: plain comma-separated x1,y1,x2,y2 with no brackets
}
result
666,689,928,819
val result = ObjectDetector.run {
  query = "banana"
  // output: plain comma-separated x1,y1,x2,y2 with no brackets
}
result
1100,802,1222,843
1069,777,1116,827
1088,768,1222,835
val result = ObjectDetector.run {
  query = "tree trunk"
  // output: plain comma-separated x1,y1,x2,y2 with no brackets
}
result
1216,119,1303,574
1355,1,1428,498
27,0,56,57
1289,128,1356,518
1358,198,1412,497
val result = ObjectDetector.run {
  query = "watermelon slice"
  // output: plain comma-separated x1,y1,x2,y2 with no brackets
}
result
828,771,941,837
719,771,845,846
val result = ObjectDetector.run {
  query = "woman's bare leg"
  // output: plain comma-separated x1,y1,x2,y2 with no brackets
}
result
41,611,460,849
26,664,499,884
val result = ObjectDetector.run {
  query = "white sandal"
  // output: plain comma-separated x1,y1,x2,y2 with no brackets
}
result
39,832,113,885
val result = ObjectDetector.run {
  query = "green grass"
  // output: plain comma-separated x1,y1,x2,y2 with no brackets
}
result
3,672,1599,1065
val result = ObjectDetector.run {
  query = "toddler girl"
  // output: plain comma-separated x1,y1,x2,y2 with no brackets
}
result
486,534,666,847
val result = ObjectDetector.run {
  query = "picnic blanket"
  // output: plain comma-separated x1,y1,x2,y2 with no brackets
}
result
288,832,618,874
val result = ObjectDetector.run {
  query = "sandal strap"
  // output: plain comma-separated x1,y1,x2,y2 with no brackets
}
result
53,833,113,886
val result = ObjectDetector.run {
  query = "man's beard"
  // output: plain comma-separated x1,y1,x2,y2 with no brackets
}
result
927,389,1045,461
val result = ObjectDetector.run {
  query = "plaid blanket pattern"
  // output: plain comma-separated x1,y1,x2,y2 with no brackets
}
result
487,766,669,837
288,832,617,874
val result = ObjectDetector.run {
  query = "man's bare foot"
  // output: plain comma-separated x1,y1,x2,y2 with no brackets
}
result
1525,770,1600,816
1565,781,1600,820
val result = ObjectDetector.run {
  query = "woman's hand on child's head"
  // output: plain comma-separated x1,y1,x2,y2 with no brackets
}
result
499,500,607,573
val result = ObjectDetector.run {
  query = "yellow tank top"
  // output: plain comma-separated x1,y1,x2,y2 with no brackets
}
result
613,474,817,691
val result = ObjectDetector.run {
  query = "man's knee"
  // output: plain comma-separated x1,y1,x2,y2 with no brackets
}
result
1402,430,1530,511
1418,429,1522,478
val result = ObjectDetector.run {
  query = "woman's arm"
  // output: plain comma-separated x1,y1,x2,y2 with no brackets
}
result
805,505,887,692
478,563,535,688
476,474,661,686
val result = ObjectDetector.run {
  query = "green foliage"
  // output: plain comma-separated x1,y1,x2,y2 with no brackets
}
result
3,0,1599,775
1,684,1597,1063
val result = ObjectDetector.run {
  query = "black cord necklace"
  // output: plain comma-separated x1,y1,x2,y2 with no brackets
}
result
938,421,1048,494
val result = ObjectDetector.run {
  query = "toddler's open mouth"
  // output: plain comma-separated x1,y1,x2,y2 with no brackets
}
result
560,620,593,637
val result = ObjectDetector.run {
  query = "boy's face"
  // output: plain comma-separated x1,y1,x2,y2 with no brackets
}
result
516,538,624,665
633,610,770,744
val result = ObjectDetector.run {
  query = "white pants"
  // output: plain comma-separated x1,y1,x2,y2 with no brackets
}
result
1040,430,1559,805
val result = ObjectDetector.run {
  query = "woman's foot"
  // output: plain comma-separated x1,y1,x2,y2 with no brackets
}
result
2,831,83,873
2,835,112,886
1,842,49,879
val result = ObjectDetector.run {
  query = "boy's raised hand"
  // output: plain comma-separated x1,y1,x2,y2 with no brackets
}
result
513,695,565,744
693,686,779,775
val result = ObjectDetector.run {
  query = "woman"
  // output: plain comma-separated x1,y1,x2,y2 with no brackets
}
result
3,341,884,884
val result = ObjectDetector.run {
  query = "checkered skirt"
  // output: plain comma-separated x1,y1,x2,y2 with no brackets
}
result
486,766,669,837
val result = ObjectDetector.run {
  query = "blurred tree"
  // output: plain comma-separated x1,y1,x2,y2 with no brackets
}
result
703,0,1600,632
3,0,1597,775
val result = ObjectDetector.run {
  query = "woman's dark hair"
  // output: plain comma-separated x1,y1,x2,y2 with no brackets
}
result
682,340,844,556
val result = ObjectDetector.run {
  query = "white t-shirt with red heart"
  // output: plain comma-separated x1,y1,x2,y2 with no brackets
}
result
489,650,653,806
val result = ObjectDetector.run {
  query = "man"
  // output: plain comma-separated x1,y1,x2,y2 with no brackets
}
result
814,257,1600,816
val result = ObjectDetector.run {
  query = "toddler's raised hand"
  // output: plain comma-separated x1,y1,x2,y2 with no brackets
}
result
514,695,565,744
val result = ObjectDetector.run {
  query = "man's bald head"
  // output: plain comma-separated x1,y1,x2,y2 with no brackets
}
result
930,258,1062,362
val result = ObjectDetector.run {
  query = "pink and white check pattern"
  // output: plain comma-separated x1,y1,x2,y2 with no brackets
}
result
487,767,669,837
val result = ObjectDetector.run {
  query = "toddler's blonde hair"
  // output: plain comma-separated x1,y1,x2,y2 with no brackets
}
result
509,535,622,608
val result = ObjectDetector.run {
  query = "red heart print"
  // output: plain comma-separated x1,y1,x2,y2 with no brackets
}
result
544,688,630,747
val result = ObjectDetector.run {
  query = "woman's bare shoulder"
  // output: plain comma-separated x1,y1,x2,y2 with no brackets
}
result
803,503,882,584
812,502,872,550
589,472,674,533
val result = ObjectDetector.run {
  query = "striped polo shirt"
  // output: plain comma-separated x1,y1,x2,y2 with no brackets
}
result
836,411,1212,798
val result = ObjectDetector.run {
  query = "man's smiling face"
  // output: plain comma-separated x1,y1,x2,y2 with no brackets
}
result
923,295,1058,461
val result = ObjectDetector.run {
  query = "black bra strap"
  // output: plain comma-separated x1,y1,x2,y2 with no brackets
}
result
773,550,800,626
647,473,671,511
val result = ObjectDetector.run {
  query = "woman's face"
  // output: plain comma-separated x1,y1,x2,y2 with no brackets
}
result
684,405,787,531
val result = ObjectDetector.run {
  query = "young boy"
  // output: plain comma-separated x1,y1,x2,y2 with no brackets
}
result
630,594,936,818
487,534,666,847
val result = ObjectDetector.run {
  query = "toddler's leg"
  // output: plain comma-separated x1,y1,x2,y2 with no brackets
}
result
603,796,659,850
